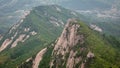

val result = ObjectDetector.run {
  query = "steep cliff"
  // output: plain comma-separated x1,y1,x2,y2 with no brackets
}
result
49,19,95,68
39,19,120,68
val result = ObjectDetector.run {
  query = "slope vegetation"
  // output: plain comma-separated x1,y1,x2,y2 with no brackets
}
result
0,5,79,68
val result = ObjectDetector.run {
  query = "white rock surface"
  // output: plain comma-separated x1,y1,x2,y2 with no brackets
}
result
26,57,32,62
22,35,30,42
24,28,30,32
0,39,12,52
11,34,26,48
90,24,102,32
87,51,94,58
30,31,37,36
32,48,47,68
56,6,61,12
71,11,77,16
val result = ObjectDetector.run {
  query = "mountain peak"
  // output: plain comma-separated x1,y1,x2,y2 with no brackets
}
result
53,18,81,51
50,19,92,68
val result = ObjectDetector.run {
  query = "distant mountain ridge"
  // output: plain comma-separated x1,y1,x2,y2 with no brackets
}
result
61,0,120,37
0,0,120,38
0,0,66,34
